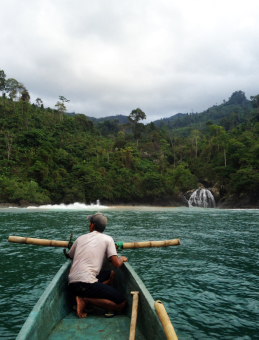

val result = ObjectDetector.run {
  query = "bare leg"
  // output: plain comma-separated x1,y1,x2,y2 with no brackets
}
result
102,270,115,285
76,270,116,317
76,296,126,318
76,296,88,318
85,298,126,312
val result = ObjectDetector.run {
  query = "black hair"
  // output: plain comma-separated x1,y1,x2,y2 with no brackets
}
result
93,223,105,232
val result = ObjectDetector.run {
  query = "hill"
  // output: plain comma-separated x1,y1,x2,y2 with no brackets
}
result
69,91,254,137
1,67,259,208
73,114,129,125
157,91,253,134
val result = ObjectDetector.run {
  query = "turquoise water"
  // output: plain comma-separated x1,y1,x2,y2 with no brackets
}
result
0,207,258,339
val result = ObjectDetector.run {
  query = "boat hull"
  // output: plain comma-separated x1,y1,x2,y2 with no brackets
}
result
16,260,167,340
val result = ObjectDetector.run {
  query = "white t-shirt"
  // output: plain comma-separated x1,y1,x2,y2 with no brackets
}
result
68,231,117,284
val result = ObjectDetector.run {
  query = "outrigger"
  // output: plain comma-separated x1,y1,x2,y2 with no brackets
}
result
8,235,180,340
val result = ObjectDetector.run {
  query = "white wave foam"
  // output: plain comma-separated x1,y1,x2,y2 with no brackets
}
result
26,201,109,210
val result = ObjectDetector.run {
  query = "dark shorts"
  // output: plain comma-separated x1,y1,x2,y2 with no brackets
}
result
69,270,125,305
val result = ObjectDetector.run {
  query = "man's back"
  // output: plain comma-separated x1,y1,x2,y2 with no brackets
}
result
68,231,117,284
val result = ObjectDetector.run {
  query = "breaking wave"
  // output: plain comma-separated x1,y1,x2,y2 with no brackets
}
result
26,200,109,210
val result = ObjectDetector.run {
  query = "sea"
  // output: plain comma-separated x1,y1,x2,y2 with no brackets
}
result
0,204,258,339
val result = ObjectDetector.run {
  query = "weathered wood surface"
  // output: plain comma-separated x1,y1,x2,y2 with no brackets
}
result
8,236,69,248
129,291,139,340
9,236,180,249
154,300,178,340
123,239,180,249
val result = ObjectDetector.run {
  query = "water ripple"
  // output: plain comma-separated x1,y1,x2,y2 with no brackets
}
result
0,208,258,339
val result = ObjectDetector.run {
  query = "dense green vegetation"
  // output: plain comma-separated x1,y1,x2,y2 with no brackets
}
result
1,69,259,205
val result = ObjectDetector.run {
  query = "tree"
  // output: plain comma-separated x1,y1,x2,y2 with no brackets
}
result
228,91,247,106
250,94,259,114
55,96,70,121
189,130,201,158
171,163,197,191
206,120,213,128
218,130,229,167
21,90,30,102
5,78,19,100
55,101,66,120
0,70,6,95
128,108,146,124
17,82,27,99
127,108,146,140
4,130,14,161
5,78,27,101
59,96,70,105
230,168,259,196
35,98,43,107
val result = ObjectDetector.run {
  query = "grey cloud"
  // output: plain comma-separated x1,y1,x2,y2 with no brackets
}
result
1,0,259,123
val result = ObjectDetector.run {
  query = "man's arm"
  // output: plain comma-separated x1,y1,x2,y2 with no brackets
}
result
67,239,77,259
109,255,128,268
63,249,72,259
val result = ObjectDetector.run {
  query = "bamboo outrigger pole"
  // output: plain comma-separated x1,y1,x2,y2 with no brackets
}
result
119,239,180,250
8,236,180,249
154,300,178,340
8,236,69,248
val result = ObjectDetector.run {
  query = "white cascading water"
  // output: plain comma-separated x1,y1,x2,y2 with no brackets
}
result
188,189,216,208
24,200,108,210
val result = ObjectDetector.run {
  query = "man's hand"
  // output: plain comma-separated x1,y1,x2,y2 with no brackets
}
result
63,249,72,259
110,255,128,268
120,256,128,263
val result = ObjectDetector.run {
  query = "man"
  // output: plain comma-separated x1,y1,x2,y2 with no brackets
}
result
68,212,128,318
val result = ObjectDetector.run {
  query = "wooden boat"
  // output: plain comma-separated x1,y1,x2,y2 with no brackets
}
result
16,260,169,340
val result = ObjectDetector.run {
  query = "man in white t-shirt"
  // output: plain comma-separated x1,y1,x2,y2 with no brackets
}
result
68,212,128,318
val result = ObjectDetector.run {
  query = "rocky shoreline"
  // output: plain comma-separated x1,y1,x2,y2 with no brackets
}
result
216,194,259,209
0,200,40,209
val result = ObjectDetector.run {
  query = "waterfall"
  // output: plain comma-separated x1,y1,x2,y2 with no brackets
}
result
188,189,216,208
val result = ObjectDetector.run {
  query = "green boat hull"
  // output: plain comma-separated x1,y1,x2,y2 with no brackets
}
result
16,260,167,340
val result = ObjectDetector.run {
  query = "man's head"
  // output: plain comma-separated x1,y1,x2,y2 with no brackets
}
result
87,212,107,232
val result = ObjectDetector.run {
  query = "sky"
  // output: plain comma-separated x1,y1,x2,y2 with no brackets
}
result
1,0,259,123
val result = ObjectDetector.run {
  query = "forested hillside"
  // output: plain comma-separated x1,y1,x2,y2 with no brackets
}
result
1,69,259,206
83,91,253,135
